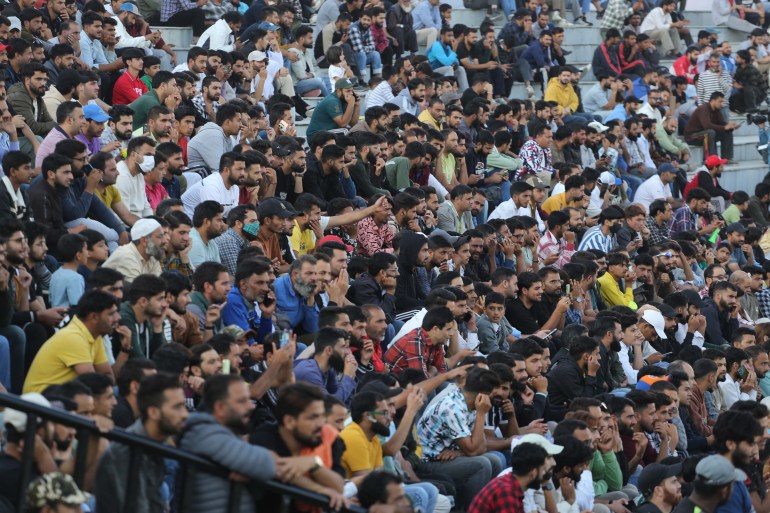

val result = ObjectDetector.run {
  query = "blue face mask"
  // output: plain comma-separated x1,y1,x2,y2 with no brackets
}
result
243,222,260,236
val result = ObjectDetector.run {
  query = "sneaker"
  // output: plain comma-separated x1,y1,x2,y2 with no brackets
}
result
562,48,573,55
596,8,605,17
557,18,574,27
551,10,564,22
526,84,535,98
487,7,503,20
578,16,593,25
581,63,592,77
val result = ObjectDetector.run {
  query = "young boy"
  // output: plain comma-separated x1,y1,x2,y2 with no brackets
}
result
475,292,519,354
326,46,354,92
722,191,750,224
49,234,88,308
141,55,162,91
112,48,149,105
77,229,110,282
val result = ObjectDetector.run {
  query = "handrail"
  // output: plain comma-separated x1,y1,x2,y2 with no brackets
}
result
0,392,366,513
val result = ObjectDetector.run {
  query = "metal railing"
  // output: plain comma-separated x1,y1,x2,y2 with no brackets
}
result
0,393,366,513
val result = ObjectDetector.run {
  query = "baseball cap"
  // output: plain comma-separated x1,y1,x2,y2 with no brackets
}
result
440,92,462,104
599,171,622,186
725,222,748,234
525,176,550,190
681,289,704,309
696,455,747,485
247,50,269,62
588,120,610,133
4,393,50,432
510,434,564,455
118,2,142,15
704,27,720,34
83,104,109,123
429,228,458,245
258,197,299,219
7,16,20,32
635,375,667,391
360,380,403,398
0,42,8,52
258,21,280,31
130,218,162,241
641,310,667,339
317,235,353,253
26,473,90,509
658,304,677,319
705,154,728,167
271,142,291,157
658,163,677,175
335,78,355,90
638,462,682,497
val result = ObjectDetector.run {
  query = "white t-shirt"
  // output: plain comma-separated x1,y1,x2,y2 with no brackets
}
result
181,172,239,218
634,174,672,213
328,65,346,91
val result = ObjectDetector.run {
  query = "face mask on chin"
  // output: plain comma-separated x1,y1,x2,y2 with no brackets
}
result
138,155,155,174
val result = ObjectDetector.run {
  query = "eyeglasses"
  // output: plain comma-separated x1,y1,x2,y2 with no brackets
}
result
655,252,673,258
72,156,88,162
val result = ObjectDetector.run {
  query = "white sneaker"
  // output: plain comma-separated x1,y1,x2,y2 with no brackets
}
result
526,84,535,98
551,10,564,22
557,18,574,27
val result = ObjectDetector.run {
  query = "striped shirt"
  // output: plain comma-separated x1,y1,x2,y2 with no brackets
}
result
365,80,395,109
577,225,614,253
696,69,732,105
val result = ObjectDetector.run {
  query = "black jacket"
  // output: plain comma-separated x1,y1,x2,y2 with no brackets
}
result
395,231,428,314
547,357,602,418
701,296,738,348
347,272,396,323
0,181,32,222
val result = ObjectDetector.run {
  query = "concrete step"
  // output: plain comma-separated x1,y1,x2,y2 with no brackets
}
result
688,134,763,162
700,160,767,192
151,26,193,48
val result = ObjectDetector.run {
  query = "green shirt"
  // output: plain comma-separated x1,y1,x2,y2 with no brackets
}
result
140,75,153,91
129,90,161,130
306,94,346,140
385,156,412,190
722,203,742,224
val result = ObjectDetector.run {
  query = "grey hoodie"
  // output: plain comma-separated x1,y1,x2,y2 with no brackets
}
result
179,412,276,513
186,122,235,170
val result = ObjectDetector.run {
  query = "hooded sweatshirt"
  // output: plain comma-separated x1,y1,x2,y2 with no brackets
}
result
186,122,235,170
118,301,167,359
395,231,428,314
179,412,277,513
544,77,579,112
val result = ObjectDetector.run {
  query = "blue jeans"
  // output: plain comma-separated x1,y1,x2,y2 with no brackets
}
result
0,326,25,393
295,77,329,96
355,51,382,80
501,0,516,14
0,336,10,390
621,173,644,200
404,483,439,513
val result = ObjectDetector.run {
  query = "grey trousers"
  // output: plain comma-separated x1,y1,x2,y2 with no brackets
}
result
417,453,503,510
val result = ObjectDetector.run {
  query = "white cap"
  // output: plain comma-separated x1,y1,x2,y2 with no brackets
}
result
130,218,162,241
247,50,268,62
642,310,667,339
4,393,50,432
588,120,609,133
599,171,622,186
511,434,564,455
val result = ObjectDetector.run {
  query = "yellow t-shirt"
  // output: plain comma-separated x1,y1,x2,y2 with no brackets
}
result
339,421,383,478
289,221,316,257
541,192,566,214
95,185,122,210
23,316,109,393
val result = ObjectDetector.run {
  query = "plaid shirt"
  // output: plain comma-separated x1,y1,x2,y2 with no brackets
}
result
160,0,197,22
600,0,628,30
757,288,770,318
162,254,194,279
646,216,671,245
200,0,236,21
216,228,249,276
383,327,446,378
191,95,218,123
468,473,525,513
668,203,699,235
348,21,375,54
537,229,574,268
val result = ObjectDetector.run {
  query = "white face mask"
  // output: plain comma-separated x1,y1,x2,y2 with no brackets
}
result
138,155,155,173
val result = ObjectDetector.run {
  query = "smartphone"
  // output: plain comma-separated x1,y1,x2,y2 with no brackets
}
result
737,366,749,380
278,120,288,132
222,359,231,374
279,329,290,348
239,38,251,45
565,284,571,296
496,233,504,243
544,328,557,339
81,163,94,176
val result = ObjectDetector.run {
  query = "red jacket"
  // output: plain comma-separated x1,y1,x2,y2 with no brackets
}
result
112,71,148,105
672,55,698,84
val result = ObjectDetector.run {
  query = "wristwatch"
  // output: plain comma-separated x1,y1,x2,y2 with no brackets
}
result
310,455,324,473
574,297,583,303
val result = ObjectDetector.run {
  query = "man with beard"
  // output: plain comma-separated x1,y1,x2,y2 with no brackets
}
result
221,259,274,344
706,411,761,513
590,315,623,393
670,455,744,513
187,200,225,268
617,390,659,469
384,142,427,192
100,104,134,158
42,43,74,89
182,151,245,221
95,373,187,513
718,347,756,408
506,271,569,338
76,104,118,156
577,205,624,253
536,210,576,270
306,77,361,140
154,141,185,199
89,151,139,230
288,26,328,98
185,102,241,171
179,374,288,512
303,143,348,203
688,155,733,204
274,254,319,334
701,281,740,348
24,289,121,392
191,75,220,124
349,105,389,134
684,91,737,162
215,205,257,276
394,77,425,117
730,49,766,113
547,336,602,415
116,273,168,359
468,441,551,513
636,461,683,513
141,105,174,145
669,192,716,241
250,382,346,510
294,326,357,403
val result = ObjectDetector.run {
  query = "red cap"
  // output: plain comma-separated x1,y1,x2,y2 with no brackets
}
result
317,235,353,253
0,43,9,52
704,154,728,167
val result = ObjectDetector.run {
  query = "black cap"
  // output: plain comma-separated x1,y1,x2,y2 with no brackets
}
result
638,462,682,497
725,222,748,234
271,142,291,157
258,198,298,219
658,304,677,319
360,381,403,399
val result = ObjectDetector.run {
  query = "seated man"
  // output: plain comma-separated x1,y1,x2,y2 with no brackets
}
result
383,306,454,378
684,91,738,162
294,326,357,404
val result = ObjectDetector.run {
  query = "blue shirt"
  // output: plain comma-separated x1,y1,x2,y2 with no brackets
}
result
578,225,614,253
714,480,753,513
49,268,85,307
188,227,221,268
80,32,108,69
426,41,458,69
412,1,440,30
293,358,356,405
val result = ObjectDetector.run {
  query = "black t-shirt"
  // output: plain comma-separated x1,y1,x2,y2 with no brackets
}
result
636,503,665,513
0,453,38,508
672,497,709,513
505,298,541,335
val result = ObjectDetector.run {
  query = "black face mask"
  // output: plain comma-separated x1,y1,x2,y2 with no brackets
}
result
610,224,623,235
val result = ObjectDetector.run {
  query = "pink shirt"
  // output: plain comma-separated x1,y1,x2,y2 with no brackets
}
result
145,182,169,210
